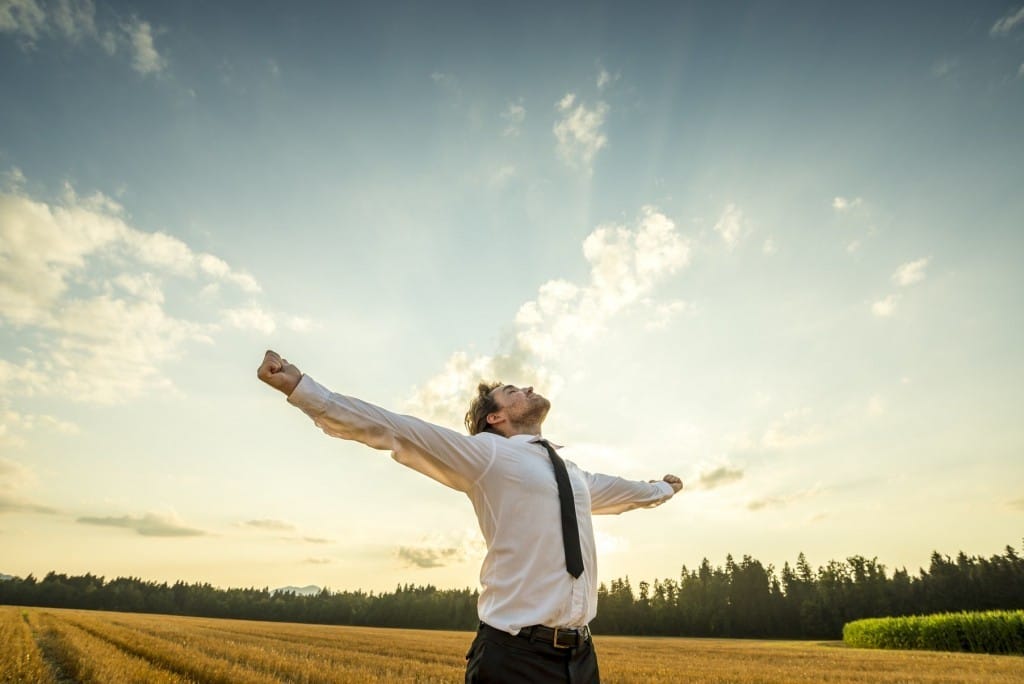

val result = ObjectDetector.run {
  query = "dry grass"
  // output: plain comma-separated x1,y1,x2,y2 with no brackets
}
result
596,635,1024,683
0,606,53,683
1,606,1022,683
30,610,185,683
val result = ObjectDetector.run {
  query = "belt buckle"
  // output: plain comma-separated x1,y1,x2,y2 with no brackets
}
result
551,627,576,649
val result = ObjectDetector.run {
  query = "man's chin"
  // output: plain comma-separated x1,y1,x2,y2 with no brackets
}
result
526,399,551,424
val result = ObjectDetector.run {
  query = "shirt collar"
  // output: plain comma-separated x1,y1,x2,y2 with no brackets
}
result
509,434,564,450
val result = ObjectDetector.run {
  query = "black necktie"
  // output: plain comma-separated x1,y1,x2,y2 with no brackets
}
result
537,439,584,578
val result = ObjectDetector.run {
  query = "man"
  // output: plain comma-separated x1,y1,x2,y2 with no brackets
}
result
257,350,683,683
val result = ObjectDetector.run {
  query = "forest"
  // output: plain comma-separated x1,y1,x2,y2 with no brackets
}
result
2,543,1022,639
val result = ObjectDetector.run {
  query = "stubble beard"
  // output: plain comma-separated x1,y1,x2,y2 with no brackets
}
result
516,394,551,428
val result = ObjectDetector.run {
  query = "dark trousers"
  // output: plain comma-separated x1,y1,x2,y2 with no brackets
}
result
465,623,600,683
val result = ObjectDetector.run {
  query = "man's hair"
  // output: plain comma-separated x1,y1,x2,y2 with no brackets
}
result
465,381,502,435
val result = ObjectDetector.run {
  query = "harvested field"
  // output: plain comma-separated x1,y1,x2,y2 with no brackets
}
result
2,606,1023,682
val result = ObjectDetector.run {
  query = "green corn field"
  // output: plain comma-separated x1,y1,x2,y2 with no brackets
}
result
843,610,1024,655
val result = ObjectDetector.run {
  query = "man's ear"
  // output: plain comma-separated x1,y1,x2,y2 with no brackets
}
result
486,412,504,427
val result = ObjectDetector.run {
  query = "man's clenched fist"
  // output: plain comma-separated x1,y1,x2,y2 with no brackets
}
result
258,350,302,396
662,474,684,493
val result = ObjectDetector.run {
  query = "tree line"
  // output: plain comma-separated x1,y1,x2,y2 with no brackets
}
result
2,542,1022,639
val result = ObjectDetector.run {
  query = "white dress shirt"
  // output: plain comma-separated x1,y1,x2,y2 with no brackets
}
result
287,375,675,634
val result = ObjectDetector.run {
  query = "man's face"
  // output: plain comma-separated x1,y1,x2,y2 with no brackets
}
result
489,384,550,430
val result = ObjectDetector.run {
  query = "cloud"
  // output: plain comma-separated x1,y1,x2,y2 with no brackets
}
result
2,407,78,433
197,254,260,292
760,408,823,451
0,0,46,43
501,99,525,136
52,0,94,40
396,529,484,569
867,395,886,416
0,179,268,403
517,208,690,357
643,299,690,331
488,164,517,188
405,207,689,426
3,167,27,189
304,557,331,565
397,546,463,568
762,238,777,255
285,315,315,332
223,304,277,334
747,486,822,511
1009,498,1024,512
872,295,897,318
124,17,164,75
892,257,930,286
272,535,331,544
0,458,26,479
0,457,58,514
713,204,745,250
832,196,863,211
746,496,783,511
52,0,113,52
244,519,295,531
0,360,47,398
930,58,959,79
1,1,159,73
596,67,619,91
553,93,609,174
430,71,460,96
693,465,744,490
430,71,455,86
0,183,256,321
1,406,78,447
77,512,205,537
0,496,57,514
991,7,1024,36
242,519,331,544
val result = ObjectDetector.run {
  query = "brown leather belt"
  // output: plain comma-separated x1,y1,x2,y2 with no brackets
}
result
517,623,592,649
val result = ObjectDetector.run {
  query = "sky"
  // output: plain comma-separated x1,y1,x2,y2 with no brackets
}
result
1,0,1022,594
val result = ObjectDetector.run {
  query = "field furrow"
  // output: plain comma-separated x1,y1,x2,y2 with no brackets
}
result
0,606,54,683
124,618,465,665
54,612,280,684
102,616,464,682
30,611,185,683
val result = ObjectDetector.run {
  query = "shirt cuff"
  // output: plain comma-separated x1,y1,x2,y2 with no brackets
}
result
655,480,674,498
286,374,329,415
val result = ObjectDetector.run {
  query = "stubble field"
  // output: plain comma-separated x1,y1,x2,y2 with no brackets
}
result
3,605,1023,683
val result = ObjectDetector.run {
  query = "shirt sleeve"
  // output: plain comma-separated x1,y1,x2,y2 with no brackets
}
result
287,375,494,493
577,468,676,515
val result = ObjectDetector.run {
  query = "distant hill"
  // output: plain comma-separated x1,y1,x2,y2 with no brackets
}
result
272,585,321,596
0,573,14,581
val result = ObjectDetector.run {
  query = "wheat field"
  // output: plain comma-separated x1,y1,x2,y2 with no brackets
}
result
3,605,1023,683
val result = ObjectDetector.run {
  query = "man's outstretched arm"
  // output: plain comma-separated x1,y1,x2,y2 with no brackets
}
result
257,350,494,492
581,470,683,515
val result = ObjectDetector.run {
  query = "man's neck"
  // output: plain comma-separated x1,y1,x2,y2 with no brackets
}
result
501,424,543,438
